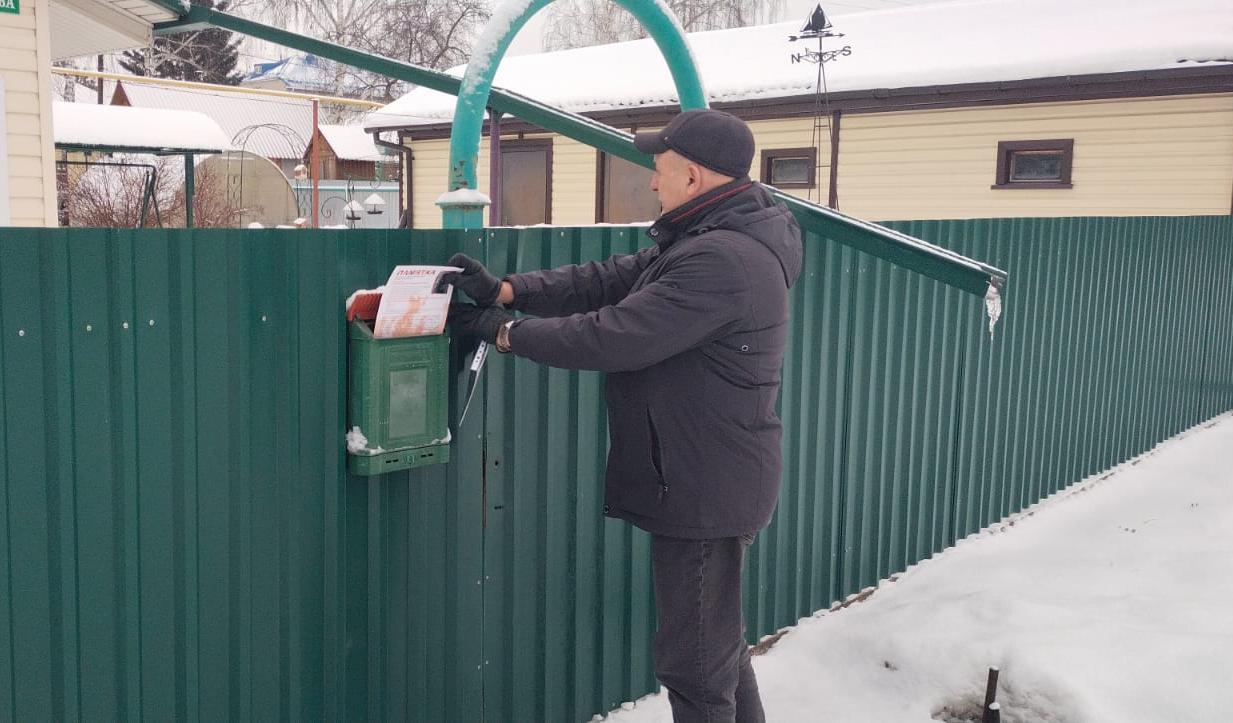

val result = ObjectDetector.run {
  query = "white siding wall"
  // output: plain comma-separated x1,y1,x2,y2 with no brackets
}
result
0,0,56,226
405,93,1233,226
749,116,832,206
550,134,596,225
838,94,1233,220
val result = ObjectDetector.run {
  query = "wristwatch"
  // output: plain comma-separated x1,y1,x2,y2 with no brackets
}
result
496,319,517,353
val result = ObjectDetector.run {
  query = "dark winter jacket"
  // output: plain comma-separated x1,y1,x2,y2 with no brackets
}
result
506,178,803,539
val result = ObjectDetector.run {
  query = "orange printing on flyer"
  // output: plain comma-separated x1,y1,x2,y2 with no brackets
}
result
349,265,461,338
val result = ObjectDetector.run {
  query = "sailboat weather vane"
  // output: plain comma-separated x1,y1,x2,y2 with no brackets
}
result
787,4,850,206
789,4,852,65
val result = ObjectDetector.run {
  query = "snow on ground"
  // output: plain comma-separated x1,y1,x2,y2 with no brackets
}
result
606,412,1233,722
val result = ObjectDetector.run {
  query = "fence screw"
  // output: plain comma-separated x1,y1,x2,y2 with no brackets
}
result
86,324,93,332
123,322,129,330
18,329,25,337
148,319,155,326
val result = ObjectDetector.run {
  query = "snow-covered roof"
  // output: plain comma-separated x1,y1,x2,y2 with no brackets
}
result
242,55,336,94
53,102,234,153
112,80,316,159
317,124,389,162
366,0,1233,130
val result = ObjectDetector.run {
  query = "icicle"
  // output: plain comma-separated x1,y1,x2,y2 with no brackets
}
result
984,281,1003,339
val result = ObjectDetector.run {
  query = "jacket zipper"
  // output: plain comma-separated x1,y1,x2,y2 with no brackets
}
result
647,410,668,501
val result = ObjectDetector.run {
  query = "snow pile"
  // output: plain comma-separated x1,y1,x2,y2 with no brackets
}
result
366,0,1233,130
317,124,388,162
436,188,493,206
606,412,1233,722
52,102,234,153
346,426,377,454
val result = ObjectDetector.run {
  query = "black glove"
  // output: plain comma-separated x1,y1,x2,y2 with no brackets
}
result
448,303,514,344
440,252,502,306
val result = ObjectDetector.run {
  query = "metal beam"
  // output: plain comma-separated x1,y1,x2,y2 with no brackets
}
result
153,7,696,166
143,0,192,19
154,6,1008,296
55,143,225,155
52,67,382,109
184,154,194,228
781,196,1003,297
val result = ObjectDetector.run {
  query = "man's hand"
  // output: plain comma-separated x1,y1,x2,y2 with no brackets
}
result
448,303,514,344
440,253,502,306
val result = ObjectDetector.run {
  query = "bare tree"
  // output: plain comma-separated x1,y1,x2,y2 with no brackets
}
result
60,156,245,228
180,163,252,228
544,0,786,51
226,0,489,102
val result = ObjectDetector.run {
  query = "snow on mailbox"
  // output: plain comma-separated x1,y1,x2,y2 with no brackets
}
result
345,265,458,475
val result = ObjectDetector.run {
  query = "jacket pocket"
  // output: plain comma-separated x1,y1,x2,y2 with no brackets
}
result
646,409,668,500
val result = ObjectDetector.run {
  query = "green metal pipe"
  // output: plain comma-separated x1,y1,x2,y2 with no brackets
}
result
440,0,707,227
184,154,195,228
782,196,1004,298
154,7,1007,297
139,166,155,228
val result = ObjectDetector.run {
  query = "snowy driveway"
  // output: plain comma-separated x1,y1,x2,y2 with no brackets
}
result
606,413,1233,722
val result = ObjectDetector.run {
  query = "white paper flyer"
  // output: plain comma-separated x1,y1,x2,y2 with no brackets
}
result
371,265,460,338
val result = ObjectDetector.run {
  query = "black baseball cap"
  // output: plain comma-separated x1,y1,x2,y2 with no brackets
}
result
633,109,755,178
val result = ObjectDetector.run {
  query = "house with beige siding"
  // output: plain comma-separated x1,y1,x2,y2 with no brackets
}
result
364,0,1233,229
0,0,185,227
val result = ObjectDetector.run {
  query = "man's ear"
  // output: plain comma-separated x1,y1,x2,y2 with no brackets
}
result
686,163,703,190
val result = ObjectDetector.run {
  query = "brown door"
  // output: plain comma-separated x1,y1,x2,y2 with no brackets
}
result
598,152,659,223
500,140,551,226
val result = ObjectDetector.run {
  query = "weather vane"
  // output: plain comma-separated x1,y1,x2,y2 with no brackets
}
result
789,4,852,65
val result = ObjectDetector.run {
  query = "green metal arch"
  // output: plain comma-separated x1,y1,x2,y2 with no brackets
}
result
439,0,710,228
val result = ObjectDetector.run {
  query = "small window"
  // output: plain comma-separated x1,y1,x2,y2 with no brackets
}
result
761,148,817,189
993,139,1074,189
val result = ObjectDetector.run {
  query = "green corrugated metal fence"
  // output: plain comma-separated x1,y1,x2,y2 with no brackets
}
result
1,216,1230,721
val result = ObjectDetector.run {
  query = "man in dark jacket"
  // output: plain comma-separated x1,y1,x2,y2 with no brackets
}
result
447,109,803,722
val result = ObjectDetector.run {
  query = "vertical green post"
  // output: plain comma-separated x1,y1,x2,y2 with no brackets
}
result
439,0,709,228
183,154,195,229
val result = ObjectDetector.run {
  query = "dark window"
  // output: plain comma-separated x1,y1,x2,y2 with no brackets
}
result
596,151,659,223
500,139,551,225
993,139,1074,189
760,147,817,189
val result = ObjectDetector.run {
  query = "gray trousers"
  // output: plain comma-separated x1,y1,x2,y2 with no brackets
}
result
651,534,765,723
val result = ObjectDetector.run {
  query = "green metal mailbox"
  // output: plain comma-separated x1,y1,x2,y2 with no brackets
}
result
346,319,451,475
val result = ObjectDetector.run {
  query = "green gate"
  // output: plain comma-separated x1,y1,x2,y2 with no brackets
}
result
1,216,1231,721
